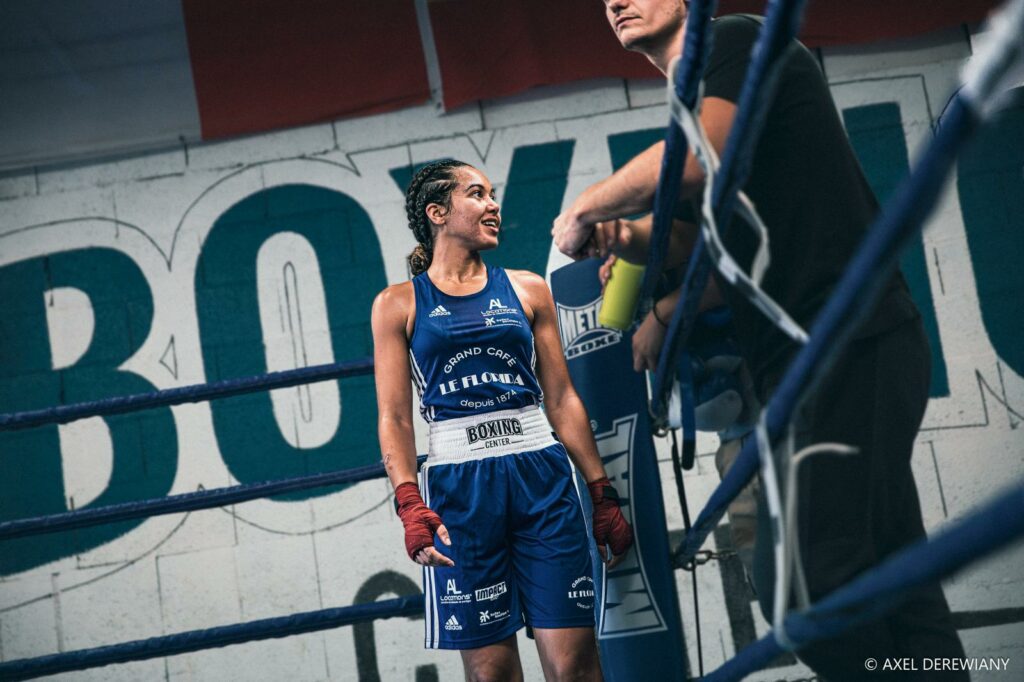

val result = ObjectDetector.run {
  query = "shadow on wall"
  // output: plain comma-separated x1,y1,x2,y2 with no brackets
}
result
353,570,436,682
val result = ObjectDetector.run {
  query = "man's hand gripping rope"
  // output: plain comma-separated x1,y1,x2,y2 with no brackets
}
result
394,482,455,567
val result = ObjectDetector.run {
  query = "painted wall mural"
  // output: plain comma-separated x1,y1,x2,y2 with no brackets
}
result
0,33,1021,681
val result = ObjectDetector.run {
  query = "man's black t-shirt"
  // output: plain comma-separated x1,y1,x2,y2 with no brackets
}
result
683,15,919,395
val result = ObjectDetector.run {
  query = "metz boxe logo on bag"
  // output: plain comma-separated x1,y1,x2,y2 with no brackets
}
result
556,297,622,360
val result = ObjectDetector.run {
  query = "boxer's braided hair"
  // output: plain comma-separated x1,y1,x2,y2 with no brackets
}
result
405,159,469,276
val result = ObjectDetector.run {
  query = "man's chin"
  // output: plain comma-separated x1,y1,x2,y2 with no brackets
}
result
617,33,648,53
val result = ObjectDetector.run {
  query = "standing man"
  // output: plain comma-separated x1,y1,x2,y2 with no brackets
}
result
553,1,967,678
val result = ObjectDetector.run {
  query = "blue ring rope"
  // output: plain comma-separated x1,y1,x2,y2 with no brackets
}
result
0,357,374,432
675,89,980,567
637,0,717,310
649,0,808,418
0,595,422,681
0,455,426,541
703,482,1024,681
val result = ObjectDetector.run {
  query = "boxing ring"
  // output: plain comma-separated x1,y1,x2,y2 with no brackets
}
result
2,0,1024,679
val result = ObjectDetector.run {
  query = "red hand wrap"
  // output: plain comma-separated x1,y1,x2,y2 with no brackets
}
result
588,477,634,556
394,482,443,560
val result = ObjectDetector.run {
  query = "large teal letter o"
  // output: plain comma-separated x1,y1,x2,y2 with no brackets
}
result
196,184,386,499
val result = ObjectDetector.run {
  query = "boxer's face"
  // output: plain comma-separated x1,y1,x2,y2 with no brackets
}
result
433,166,501,251
603,0,687,53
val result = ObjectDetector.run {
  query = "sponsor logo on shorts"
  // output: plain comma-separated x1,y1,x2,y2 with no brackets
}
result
474,581,508,602
479,609,511,625
569,575,595,609
440,578,471,604
466,418,523,445
444,615,463,631
556,298,622,360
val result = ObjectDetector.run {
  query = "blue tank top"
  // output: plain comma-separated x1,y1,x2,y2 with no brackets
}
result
409,266,543,422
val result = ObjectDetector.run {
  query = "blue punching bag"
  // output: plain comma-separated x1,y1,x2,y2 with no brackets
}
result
550,259,686,680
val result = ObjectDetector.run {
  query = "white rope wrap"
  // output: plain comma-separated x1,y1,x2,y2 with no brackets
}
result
785,441,860,610
755,408,861,652
667,57,809,345
754,411,798,651
961,0,1024,119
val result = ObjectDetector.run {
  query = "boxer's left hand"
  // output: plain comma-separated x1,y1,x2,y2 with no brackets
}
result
588,477,634,568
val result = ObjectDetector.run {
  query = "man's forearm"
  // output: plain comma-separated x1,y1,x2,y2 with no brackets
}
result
573,144,663,224
614,216,700,269
650,273,725,321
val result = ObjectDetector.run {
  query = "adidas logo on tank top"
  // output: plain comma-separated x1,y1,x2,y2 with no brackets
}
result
429,305,451,318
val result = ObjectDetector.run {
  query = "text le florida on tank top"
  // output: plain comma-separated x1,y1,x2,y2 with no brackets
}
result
409,266,544,423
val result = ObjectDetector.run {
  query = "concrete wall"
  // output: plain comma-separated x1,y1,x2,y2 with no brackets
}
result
1,27,1022,681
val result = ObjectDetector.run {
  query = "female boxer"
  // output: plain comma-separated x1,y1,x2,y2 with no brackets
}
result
372,160,633,680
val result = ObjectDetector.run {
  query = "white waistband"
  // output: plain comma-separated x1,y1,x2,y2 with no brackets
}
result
427,405,558,464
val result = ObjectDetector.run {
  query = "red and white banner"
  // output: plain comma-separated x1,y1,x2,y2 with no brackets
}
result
182,0,431,139
0,0,1001,170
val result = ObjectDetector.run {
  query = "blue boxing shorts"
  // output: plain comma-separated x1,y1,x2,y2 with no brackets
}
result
419,406,595,650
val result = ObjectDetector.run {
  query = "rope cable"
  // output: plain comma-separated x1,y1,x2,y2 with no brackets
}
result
0,357,375,432
0,596,422,681
650,0,810,418
669,429,704,678
0,455,426,541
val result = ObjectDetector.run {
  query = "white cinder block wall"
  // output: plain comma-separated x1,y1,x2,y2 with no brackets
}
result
1,28,1022,681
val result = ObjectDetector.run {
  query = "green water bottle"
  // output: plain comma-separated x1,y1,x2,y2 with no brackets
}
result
598,258,646,330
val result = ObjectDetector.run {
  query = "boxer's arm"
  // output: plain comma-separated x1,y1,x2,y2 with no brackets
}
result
518,273,606,484
370,283,453,567
371,283,419,489
515,271,634,565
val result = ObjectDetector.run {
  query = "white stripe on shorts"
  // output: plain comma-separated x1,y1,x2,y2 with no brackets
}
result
420,465,440,648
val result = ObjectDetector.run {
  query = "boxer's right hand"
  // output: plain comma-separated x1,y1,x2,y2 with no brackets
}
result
394,482,454,567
